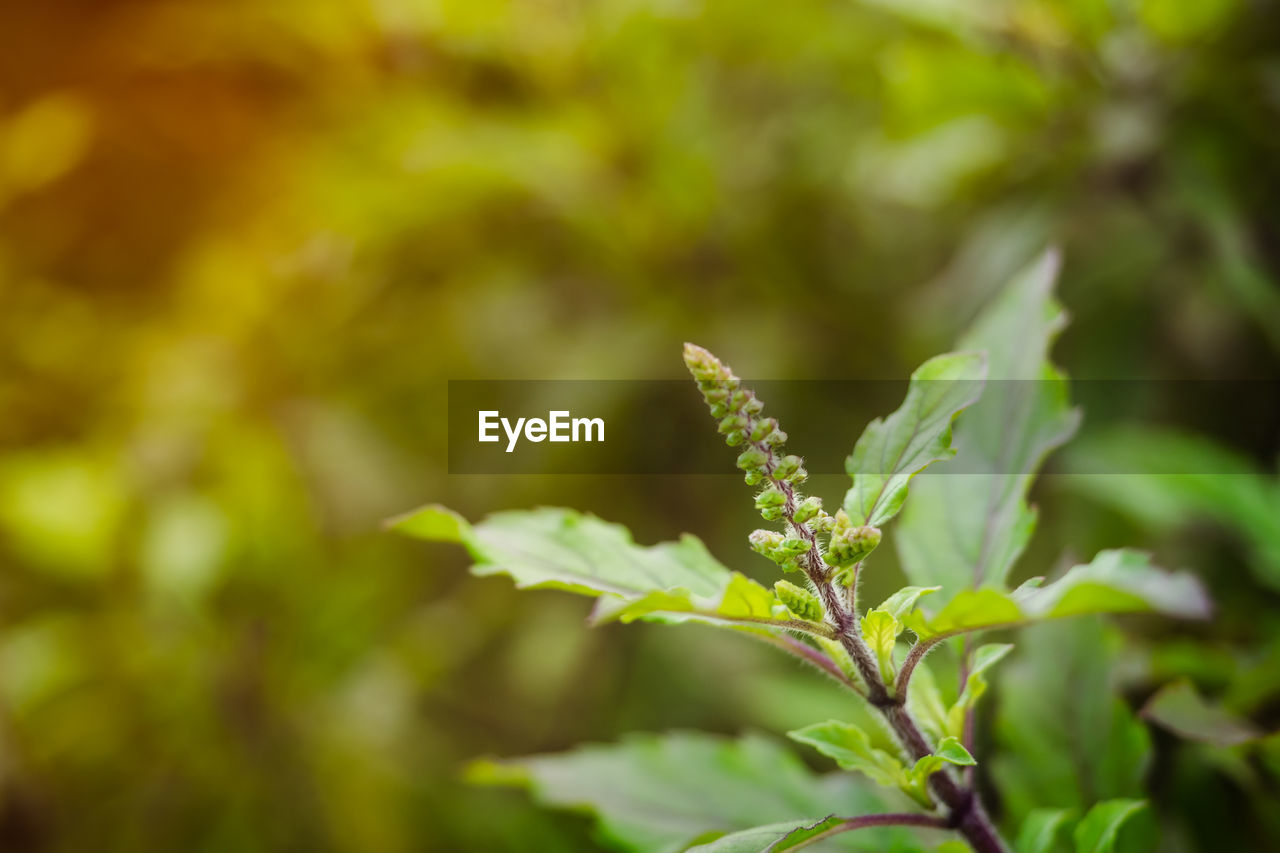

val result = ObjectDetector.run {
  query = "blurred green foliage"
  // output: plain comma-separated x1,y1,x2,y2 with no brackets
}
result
0,0,1278,850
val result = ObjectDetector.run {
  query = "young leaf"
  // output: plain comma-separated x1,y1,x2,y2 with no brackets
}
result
389,505,826,637
787,720,910,794
946,644,1013,738
468,732,913,853
688,816,843,852
843,351,987,528
897,251,1081,592
861,609,903,682
900,736,975,807
876,586,942,621
903,550,1209,642
1072,800,1149,853
993,621,1152,826
909,736,976,779
1140,679,1265,747
1016,808,1075,853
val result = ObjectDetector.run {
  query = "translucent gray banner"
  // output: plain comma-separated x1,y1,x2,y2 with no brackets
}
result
447,380,1279,475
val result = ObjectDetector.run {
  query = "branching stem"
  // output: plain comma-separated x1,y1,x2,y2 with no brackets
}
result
786,812,949,851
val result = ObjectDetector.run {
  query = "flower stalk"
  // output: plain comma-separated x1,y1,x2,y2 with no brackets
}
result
684,343,1011,853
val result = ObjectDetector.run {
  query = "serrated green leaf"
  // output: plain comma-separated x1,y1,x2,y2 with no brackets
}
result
1141,679,1265,747
788,720,910,793
1073,800,1149,853
903,588,1022,641
687,815,843,852
903,550,1208,642
877,586,942,621
469,731,916,853
946,644,1013,737
904,737,975,807
1015,808,1075,853
933,736,976,766
843,351,987,528
994,621,1152,826
909,736,976,779
385,503,475,544
861,609,902,682
897,251,1081,592
392,505,824,638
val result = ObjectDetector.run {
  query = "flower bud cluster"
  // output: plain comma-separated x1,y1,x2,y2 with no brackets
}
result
823,509,882,585
685,343,838,577
774,580,823,622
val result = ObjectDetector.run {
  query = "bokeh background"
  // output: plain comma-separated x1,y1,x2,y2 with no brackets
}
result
2,0,1279,850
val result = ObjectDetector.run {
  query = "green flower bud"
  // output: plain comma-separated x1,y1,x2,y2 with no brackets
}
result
748,529,784,557
750,418,780,443
736,449,769,471
763,428,788,447
775,580,823,621
778,536,810,557
709,402,730,418
810,514,836,534
772,455,804,480
729,389,750,408
793,496,823,524
760,506,785,521
686,343,737,384
824,509,881,568
755,486,787,509
718,414,748,435
725,430,747,447
743,397,764,415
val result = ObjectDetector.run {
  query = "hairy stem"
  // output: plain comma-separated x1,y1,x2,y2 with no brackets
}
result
895,635,942,698
788,812,950,850
759,633,864,697
811,576,1009,853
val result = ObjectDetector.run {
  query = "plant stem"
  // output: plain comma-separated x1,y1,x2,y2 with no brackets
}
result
720,380,1009,852
788,812,950,850
760,633,864,696
814,577,1011,853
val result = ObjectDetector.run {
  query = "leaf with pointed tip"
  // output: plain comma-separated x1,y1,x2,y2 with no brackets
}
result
389,505,825,638
909,736,976,781
1073,800,1150,853
1141,679,1265,747
877,587,942,621
843,352,987,528
1016,808,1075,853
897,251,1081,592
788,721,909,794
468,731,918,853
903,550,1209,642
688,816,843,852
861,609,902,681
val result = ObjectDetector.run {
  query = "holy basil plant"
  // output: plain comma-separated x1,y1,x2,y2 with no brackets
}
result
390,251,1209,853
